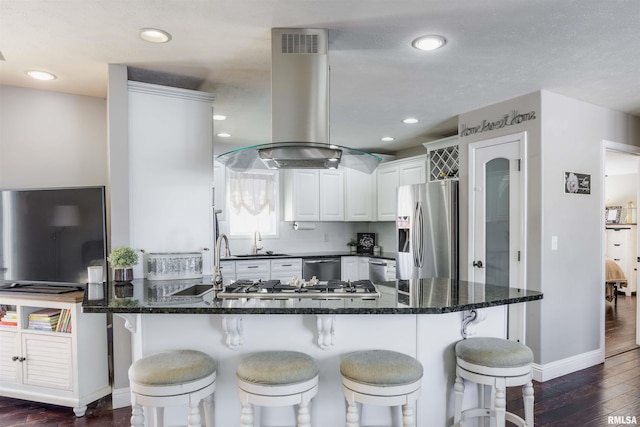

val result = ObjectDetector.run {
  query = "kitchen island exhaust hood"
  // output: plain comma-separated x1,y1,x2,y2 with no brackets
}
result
216,28,381,174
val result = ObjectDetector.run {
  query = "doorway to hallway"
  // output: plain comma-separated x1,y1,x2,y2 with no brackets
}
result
604,147,639,357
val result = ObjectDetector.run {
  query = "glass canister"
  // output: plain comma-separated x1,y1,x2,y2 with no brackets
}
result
626,201,636,224
144,252,203,281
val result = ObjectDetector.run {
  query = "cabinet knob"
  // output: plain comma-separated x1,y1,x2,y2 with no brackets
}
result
472,260,484,268
18,357,26,362
11,356,19,362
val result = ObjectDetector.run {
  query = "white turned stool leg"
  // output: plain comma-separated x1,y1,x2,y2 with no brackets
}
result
494,385,506,427
153,406,164,427
297,401,311,427
187,398,201,427
453,375,464,425
346,400,360,427
131,402,144,427
241,402,254,427
523,381,534,426
401,403,415,427
202,393,214,427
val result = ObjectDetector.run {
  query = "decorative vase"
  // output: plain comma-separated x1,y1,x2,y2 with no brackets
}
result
113,267,133,282
114,282,134,298
350,247,357,254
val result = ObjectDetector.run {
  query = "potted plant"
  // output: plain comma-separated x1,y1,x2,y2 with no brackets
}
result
347,238,358,254
107,247,139,282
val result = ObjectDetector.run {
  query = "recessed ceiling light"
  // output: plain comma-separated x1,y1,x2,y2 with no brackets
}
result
213,114,227,121
138,28,172,43
412,35,447,51
402,118,419,124
381,137,395,142
217,132,231,138
25,70,57,81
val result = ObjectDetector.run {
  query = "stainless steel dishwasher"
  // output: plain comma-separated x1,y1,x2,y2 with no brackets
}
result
368,259,388,283
302,257,341,281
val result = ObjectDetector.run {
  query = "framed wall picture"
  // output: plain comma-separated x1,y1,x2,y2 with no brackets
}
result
357,233,376,254
606,206,622,224
564,171,591,194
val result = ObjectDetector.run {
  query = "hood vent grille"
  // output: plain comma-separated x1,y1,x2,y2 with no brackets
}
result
281,33,319,54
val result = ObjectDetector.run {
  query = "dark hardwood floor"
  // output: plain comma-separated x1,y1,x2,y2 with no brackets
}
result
606,293,638,358
0,296,638,426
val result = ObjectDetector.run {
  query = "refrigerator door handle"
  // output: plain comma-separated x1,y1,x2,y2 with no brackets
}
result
413,201,424,268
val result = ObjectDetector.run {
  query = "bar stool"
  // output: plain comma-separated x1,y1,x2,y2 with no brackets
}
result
236,350,319,427
340,350,423,427
128,349,217,427
453,337,534,427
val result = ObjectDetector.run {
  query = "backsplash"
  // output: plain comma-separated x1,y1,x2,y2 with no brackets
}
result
219,220,395,256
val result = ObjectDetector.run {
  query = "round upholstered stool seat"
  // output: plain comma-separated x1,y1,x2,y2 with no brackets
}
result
236,351,319,427
340,350,423,427
454,337,534,427
129,349,217,427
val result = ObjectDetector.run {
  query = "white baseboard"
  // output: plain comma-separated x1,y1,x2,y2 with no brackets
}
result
111,386,130,409
533,349,604,382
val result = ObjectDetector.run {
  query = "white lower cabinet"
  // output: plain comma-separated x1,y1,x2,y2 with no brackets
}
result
219,259,303,284
235,260,270,282
386,260,397,281
0,293,109,416
219,261,237,284
270,259,303,283
341,256,370,281
341,256,359,281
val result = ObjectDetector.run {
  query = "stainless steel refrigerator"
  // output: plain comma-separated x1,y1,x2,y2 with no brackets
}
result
396,181,458,280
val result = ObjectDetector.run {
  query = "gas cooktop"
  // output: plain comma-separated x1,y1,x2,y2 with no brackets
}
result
217,279,379,299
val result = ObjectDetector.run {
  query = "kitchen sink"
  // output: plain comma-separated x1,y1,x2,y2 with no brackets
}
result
234,253,290,257
169,284,214,297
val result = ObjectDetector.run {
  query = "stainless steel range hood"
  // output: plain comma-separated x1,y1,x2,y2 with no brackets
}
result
216,28,381,174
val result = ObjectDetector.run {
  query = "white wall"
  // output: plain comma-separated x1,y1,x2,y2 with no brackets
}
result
606,173,638,210
0,85,107,187
458,89,640,379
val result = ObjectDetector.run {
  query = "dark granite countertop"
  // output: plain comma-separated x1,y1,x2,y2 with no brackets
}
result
82,277,542,315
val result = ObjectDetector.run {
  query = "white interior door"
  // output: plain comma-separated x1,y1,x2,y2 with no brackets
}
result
469,132,527,342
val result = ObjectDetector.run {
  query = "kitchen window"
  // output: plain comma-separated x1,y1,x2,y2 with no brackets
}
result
227,170,278,236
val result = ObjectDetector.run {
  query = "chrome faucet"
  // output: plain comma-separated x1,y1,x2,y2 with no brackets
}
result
213,234,230,290
253,230,263,255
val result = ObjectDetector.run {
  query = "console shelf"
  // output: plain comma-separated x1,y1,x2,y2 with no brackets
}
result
0,291,109,417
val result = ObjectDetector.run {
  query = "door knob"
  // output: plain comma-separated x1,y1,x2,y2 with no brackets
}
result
472,260,484,268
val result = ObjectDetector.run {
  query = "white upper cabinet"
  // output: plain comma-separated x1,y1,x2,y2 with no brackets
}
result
344,168,375,221
376,165,400,221
319,169,345,221
283,169,344,221
376,155,427,221
283,169,320,221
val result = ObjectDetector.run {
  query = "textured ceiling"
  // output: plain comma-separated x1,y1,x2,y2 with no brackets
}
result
1,0,639,155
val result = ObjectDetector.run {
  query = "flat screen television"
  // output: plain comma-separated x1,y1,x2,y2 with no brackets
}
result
0,186,107,286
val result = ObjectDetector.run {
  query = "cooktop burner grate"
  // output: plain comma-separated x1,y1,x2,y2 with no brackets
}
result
218,279,379,299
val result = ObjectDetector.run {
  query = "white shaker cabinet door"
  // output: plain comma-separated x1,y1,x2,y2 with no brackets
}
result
283,170,320,221
319,169,344,221
376,165,399,221
345,168,375,221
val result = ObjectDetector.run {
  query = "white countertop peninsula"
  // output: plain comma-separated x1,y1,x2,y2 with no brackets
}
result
83,278,542,426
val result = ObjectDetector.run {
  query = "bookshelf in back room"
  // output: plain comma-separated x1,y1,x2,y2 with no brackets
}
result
0,291,109,416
